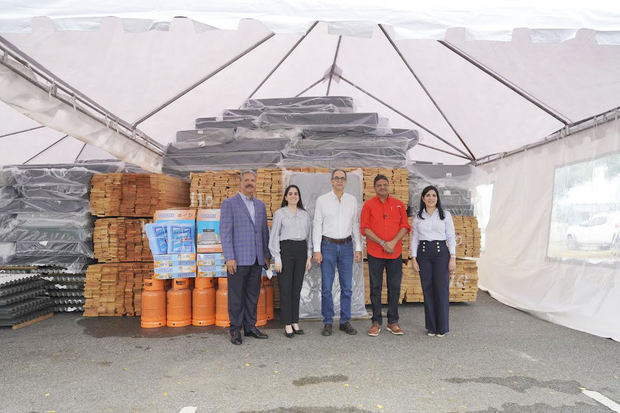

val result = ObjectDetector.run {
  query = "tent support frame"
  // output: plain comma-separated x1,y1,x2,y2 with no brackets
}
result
439,40,572,126
248,21,319,100
74,142,87,162
132,32,276,128
326,36,343,96
379,25,476,160
336,73,471,159
0,126,45,139
23,134,68,164
295,78,325,97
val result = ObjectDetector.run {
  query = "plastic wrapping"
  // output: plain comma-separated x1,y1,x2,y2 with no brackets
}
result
166,138,290,154
283,169,367,320
223,105,339,118
163,151,283,176
254,112,380,134
234,127,302,141
242,96,354,112
175,128,236,145
195,118,256,129
0,212,93,242
408,163,479,216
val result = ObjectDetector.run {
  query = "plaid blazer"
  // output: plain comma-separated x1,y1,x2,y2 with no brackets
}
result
221,193,271,266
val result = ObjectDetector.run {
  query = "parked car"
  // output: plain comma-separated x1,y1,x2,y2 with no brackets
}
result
566,212,620,250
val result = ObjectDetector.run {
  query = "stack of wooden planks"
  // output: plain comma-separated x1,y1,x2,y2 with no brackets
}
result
453,216,481,258
360,168,409,203
189,170,240,208
401,258,478,303
90,173,189,217
256,168,283,219
93,218,152,263
83,263,153,316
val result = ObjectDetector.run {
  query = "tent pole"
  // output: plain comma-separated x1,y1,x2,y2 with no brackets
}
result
378,24,476,161
475,105,620,166
23,135,68,164
132,32,275,128
295,78,326,97
248,21,319,100
336,73,471,159
74,142,87,162
416,143,471,160
0,126,45,139
326,36,343,96
439,40,571,126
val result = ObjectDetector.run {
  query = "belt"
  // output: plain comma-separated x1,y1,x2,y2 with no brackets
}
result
322,235,352,244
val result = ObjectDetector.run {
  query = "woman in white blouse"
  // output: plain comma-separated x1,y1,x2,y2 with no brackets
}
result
410,185,456,337
269,185,312,338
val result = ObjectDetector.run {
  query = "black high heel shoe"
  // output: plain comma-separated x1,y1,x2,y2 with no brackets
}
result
292,326,304,335
284,328,294,338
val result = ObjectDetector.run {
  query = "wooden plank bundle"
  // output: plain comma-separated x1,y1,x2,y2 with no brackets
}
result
93,218,152,263
83,263,153,316
90,173,189,217
453,216,481,258
256,168,283,219
189,170,240,208
360,168,409,203
402,258,478,303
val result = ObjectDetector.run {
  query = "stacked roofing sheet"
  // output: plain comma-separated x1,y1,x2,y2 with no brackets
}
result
0,273,52,326
162,96,418,176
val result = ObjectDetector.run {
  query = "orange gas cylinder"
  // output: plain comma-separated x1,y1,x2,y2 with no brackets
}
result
215,277,230,327
167,278,191,327
192,277,216,326
263,276,274,321
141,278,166,328
256,279,267,327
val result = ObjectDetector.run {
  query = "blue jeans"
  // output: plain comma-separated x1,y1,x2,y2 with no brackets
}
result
320,239,353,324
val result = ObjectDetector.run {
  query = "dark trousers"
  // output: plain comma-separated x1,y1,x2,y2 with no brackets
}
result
278,240,307,325
417,240,450,334
367,253,402,325
228,261,261,333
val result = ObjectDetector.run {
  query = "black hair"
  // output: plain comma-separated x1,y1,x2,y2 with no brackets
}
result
417,185,445,220
331,169,347,179
281,184,305,210
373,174,389,186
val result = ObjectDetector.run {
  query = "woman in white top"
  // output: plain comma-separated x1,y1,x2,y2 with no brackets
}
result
268,185,312,338
410,185,456,337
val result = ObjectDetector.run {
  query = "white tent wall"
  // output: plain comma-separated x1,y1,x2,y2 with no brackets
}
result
478,118,620,341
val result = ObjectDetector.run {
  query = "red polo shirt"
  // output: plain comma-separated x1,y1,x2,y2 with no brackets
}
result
360,194,410,259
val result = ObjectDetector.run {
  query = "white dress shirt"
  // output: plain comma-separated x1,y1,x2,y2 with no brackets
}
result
410,209,456,257
313,190,362,252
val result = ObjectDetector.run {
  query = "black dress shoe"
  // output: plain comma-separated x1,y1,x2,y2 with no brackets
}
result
244,328,268,339
230,331,242,345
292,327,304,335
339,321,358,335
321,324,332,336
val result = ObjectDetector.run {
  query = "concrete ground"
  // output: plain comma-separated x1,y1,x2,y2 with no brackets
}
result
1,291,618,413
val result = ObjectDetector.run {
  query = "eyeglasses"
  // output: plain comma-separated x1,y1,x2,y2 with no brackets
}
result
332,177,346,182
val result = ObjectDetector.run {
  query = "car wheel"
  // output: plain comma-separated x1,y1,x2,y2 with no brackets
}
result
566,235,578,250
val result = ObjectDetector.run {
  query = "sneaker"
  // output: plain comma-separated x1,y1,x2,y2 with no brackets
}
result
386,323,404,335
321,324,333,336
339,321,357,335
427,332,436,337
367,322,381,337
436,333,446,337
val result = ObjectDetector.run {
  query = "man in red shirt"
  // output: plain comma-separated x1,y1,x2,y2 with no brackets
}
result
360,174,411,336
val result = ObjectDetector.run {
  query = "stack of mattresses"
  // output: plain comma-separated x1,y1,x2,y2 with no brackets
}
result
83,263,153,317
0,165,108,272
408,164,475,216
93,218,152,263
0,273,52,327
40,271,86,313
189,170,240,208
402,259,478,303
90,173,189,217
162,96,419,176
453,216,481,258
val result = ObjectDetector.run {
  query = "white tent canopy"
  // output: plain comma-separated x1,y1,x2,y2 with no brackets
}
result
0,2,618,340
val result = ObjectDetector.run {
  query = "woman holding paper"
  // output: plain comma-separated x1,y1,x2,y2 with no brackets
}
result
268,185,312,338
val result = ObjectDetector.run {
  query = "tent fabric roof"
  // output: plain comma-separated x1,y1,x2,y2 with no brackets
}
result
0,5,619,169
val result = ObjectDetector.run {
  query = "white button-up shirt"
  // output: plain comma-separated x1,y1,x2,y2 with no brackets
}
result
313,190,362,252
410,208,456,257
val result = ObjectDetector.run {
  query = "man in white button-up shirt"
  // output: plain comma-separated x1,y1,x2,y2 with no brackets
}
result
313,169,362,336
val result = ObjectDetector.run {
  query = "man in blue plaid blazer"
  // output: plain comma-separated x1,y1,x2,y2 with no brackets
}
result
221,170,271,345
